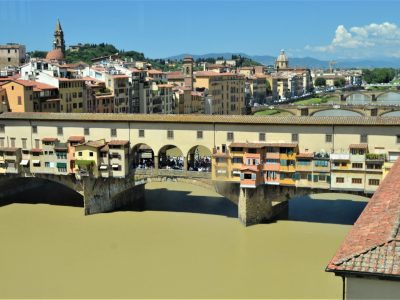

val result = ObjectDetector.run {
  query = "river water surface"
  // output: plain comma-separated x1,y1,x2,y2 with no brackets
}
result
0,182,368,299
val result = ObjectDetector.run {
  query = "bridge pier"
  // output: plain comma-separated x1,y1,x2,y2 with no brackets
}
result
238,186,272,226
83,177,145,215
371,94,377,101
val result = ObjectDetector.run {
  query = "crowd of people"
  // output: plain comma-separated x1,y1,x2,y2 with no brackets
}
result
188,156,211,172
159,156,184,170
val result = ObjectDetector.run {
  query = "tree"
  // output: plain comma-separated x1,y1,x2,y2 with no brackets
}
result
334,77,346,87
362,68,396,84
314,77,326,87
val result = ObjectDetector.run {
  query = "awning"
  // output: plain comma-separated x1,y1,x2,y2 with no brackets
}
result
112,164,119,168
99,165,108,170
20,159,29,166
32,160,40,164
57,162,67,168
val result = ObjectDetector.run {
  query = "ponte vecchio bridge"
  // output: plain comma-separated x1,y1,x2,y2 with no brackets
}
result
0,112,400,225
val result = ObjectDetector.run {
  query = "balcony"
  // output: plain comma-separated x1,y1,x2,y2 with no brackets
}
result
350,154,366,162
330,153,350,161
366,153,386,162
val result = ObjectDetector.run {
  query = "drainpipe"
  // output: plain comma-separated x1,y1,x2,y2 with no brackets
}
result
342,276,346,300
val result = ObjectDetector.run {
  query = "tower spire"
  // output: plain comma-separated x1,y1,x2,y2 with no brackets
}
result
53,19,65,54
55,18,62,32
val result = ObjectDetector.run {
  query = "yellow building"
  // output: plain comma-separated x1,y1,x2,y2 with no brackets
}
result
58,78,85,113
195,71,245,115
1,80,35,112
75,139,106,178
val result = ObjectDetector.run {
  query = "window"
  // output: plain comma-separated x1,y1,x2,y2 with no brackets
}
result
360,134,368,143
35,139,40,149
10,138,15,148
111,128,117,137
259,133,266,142
78,152,82,157
45,162,50,168
336,177,344,183
352,163,363,169
396,135,400,144
57,127,63,135
84,128,90,136
369,179,380,186
17,96,22,105
352,178,362,184
325,134,332,143
89,152,93,157
232,157,243,164
139,129,145,138
227,132,234,141
314,160,328,167
0,138,4,147
167,130,174,139
292,133,298,143
21,138,27,149
197,131,203,139
0,124,4,133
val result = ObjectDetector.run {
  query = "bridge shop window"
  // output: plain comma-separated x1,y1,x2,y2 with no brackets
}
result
111,128,117,137
369,179,380,186
167,130,174,139
360,134,368,143
336,177,344,183
139,129,145,138
227,132,234,141
259,133,266,142
325,134,332,143
352,178,362,184
197,131,203,139
291,133,298,143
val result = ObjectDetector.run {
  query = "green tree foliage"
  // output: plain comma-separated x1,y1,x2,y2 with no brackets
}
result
29,50,47,58
334,77,346,87
314,77,326,87
362,68,396,84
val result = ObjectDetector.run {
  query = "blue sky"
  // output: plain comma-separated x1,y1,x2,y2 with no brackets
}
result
1,0,400,59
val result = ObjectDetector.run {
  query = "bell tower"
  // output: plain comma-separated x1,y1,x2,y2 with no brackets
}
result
183,56,194,90
53,19,65,54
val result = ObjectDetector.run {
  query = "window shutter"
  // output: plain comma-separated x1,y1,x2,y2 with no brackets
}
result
307,174,312,181
240,173,244,180
313,175,318,182
326,175,331,183
251,173,256,180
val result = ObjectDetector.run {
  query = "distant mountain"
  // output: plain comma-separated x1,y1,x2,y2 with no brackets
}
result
165,53,400,68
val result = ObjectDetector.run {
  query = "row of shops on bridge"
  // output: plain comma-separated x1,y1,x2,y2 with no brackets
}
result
0,136,212,178
212,142,394,194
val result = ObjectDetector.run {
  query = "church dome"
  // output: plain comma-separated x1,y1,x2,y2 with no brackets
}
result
277,49,288,62
46,48,64,61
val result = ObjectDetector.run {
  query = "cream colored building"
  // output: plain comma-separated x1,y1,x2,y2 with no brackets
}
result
0,44,26,71
195,71,245,115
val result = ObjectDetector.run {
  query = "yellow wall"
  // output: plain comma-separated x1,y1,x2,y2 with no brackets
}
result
2,82,34,112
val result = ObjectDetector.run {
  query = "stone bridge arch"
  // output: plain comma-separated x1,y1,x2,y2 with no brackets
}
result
341,91,372,101
375,90,400,100
310,108,365,116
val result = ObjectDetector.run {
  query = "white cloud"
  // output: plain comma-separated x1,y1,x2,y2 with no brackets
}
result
306,22,400,58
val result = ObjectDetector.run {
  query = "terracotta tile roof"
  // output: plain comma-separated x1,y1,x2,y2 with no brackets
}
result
58,78,84,82
42,137,59,142
297,152,314,159
100,144,109,152
241,165,259,172
167,71,184,79
80,140,106,148
0,147,20,152
195,71,244,78
11,79,37,87
30,148,43,153
157,84,173,88
108,140,129,146
68,136,85,143
147,69,163,75
229,142,297,149
212,152,230,158
326,158,400,278
349,143,368,149
112,75,129,79
3,113,400,127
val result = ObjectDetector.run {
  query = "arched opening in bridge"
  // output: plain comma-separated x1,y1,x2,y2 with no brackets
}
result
186,145,212,172
158,145,184,170
381,110,400,117
311,109,363,116
132,143,154,169
375,91,400,104
0,177,83,208
345,93,370,104
282,192,368,225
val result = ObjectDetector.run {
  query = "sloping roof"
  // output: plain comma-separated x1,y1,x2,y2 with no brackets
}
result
68,136,85,142
297,152,314,159
229,142,297,148
80,140,106,148
0,147,20,152
42,137,59,142
349,143,368,149
2,113,400,127
326,158,400,278
108,140,129,146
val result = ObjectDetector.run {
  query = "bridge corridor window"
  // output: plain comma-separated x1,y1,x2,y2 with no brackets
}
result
84,128,90,136
0,138,4,148
360,134,368,143
139,129,145,138
21,138,27,149
167,130,174,139
32,125,37,134
227,132,234,141
259,133,266,142
396,135,400,144
34,139,40,149
197,131,203,139
10,138,15,148
0,124,4,133
325,134,332,143
291,133,298,143
111,128,117,137
57,127,63,136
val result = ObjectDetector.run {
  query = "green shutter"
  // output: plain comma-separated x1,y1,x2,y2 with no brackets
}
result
307,174,312,181
293,172,300,180
313,175,318,182
56,162,67,168
326,175,331,183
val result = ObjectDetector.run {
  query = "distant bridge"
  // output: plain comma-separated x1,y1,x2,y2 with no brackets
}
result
253,104,400,117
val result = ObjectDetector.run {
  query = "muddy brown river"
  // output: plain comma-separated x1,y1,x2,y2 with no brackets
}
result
0,181,367,299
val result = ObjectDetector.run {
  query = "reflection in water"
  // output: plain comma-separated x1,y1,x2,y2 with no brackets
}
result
0,182,368,299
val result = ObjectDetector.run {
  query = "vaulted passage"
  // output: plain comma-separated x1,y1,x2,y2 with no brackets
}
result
0,177,83,208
